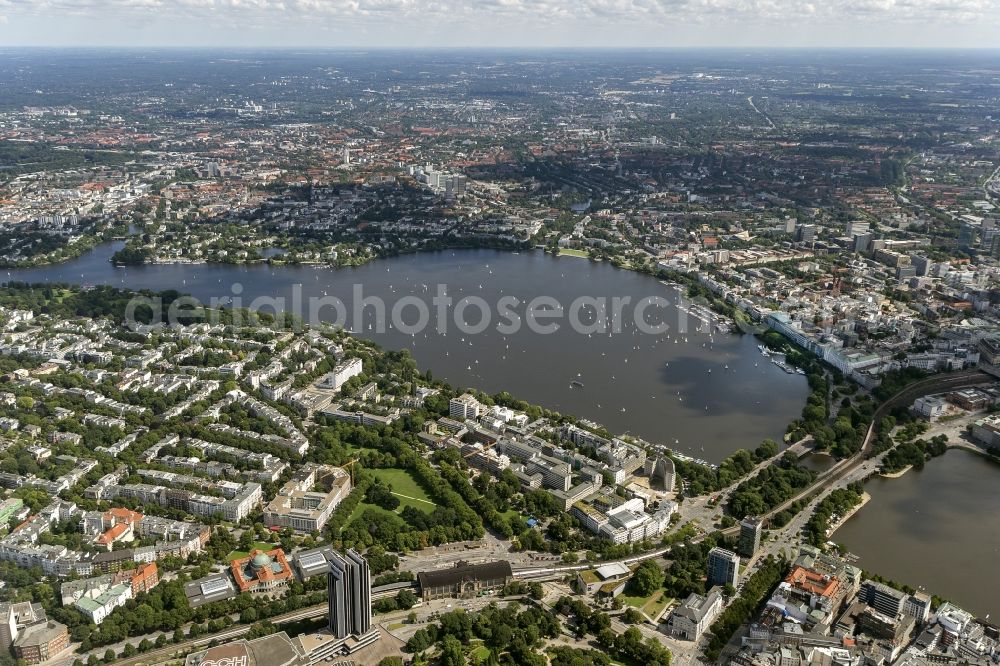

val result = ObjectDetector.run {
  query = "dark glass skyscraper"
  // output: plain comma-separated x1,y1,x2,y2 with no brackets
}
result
327,548,371,639
738,516,763,557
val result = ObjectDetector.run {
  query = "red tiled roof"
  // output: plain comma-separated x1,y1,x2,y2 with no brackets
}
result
229,548,293,593
96,523,129,546
785,566,841,599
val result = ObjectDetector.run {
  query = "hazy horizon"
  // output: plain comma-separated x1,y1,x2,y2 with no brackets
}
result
2,45,1000,51
1,0,999,50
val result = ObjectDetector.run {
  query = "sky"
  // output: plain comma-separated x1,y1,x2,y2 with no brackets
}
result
0,0,999,48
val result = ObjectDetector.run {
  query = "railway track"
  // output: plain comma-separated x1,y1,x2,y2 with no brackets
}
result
103,583,414,666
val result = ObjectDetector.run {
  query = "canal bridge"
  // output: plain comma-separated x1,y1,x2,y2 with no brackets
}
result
754,368,996,527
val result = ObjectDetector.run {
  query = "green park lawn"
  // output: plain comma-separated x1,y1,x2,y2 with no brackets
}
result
347,501,398,524
469,643,491,661
499,509,524,529
371,468,437,511
347,468,438,522
225,541,277,561
620,589,672,620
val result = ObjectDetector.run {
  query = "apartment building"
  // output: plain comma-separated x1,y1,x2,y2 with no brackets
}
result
263,464,351,533
449,393,482,420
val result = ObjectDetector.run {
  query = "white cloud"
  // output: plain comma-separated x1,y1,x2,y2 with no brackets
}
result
2,0,997,19
0,0,997,43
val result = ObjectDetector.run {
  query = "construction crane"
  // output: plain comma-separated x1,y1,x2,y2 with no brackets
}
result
342,458,359,485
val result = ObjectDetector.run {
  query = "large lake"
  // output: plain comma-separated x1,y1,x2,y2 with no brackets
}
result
5,244,808,462
834,450,1000,619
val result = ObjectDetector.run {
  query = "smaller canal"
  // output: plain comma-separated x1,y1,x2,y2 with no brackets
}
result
833,449,1000,619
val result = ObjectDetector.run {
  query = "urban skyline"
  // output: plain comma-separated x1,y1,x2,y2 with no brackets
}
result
0,41,998,666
